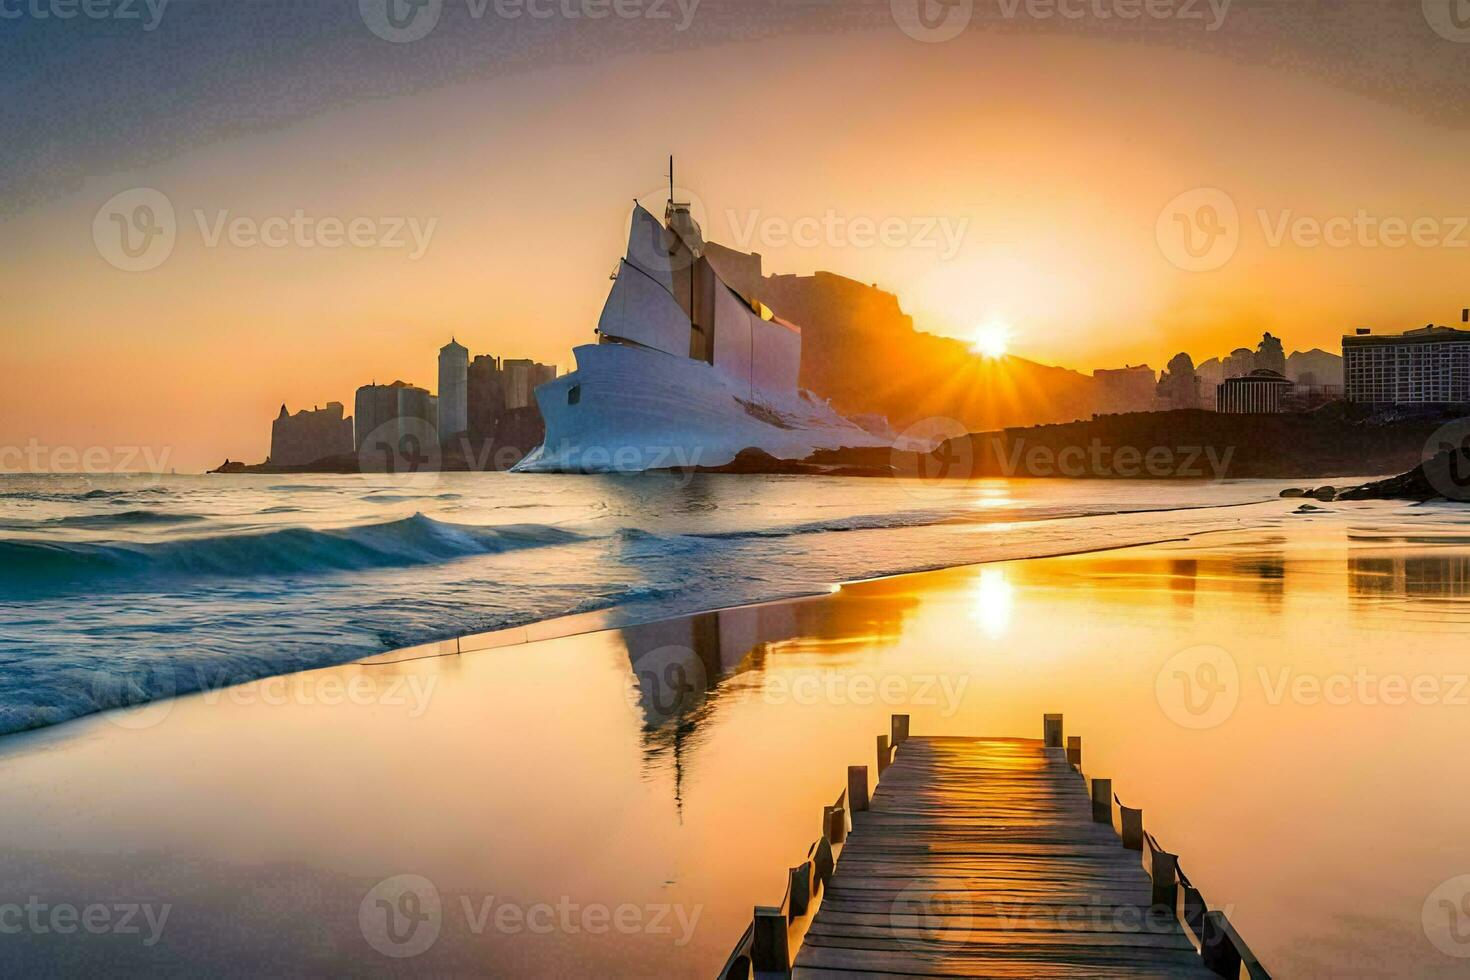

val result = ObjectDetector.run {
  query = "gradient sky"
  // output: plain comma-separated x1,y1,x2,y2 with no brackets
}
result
7,0,1470,471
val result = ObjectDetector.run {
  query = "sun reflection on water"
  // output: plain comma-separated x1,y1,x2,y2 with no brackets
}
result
969,566,1015,638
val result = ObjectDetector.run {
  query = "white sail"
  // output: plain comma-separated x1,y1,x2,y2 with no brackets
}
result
752,315,801,396
598,259,691,359
711,281,801,399
624,203,675,294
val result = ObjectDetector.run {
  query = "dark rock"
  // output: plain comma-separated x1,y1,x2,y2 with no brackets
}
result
1339,447,1470,501
1310,486,1336,501
652,446,893,477
1279,488,1306,498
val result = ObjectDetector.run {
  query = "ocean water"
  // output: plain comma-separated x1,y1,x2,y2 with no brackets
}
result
0,472,1305,737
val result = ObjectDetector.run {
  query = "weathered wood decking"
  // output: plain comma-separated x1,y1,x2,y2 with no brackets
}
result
793,736,1214,978
718,716,1268,980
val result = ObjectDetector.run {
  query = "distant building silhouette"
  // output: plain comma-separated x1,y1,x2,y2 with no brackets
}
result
1344,314,1470,404
1092,365,1157,415
437,338,468,442
1218,369,1290,413
1255,332,1286,376
502,358,557,410
467,354,506,438
1157,353,1201,410
1286,348,1344,387
354,380,436,457
1223,347,1256,380
270,402,354,466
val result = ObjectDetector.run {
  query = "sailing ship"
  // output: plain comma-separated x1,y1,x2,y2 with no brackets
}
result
513,178,889,473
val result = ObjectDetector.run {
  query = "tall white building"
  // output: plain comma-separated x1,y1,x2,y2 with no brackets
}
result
1344,320,1470,404
438,338,468,441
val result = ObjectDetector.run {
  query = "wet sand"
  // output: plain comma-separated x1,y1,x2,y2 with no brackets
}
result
3,499,1469,977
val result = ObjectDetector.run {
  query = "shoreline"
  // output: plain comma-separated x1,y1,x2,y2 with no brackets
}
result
0,493,1346,746
1,493,1316,746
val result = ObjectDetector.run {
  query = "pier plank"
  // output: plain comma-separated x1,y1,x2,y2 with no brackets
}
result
790,736,1215,978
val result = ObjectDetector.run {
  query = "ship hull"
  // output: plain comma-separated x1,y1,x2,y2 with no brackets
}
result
512,343,888,473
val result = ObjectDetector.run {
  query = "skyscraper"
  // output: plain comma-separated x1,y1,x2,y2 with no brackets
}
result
438,338,468,442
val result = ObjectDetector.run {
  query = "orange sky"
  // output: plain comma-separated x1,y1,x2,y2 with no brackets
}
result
8,28,1470,471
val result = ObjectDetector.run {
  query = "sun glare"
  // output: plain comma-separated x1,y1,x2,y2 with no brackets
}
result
969,319,1012,359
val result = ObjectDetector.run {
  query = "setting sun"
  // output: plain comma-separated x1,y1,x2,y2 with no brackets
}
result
969,319,1013,359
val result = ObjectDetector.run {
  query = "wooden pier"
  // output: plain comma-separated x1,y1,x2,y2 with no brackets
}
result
719,715,1267,979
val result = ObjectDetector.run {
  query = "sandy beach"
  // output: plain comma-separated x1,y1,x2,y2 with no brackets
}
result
4,497,1470,977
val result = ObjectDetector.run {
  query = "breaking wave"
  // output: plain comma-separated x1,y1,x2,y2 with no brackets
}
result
0,486,170,503
0,514,582,595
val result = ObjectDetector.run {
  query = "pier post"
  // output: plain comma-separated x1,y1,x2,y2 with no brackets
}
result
1090,778,1112,824
1044,713,1063,748
1200,910,1243,977
787,862,812,919
848,766,869,812
824,804,846,844
1179,877,1207,943
813,836,835,885
1066,735,1082,767
1119,804,1144,850
751,906,790,974
1149,847,1179,912
891,714,909,747
876,734,890,775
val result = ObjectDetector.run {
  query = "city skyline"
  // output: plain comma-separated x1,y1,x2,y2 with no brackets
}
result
12,4,1470,470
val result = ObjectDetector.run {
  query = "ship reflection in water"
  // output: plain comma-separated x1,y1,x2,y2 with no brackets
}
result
621,589,919,813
